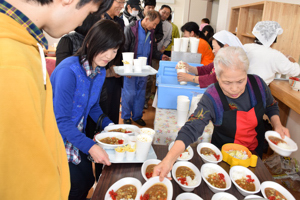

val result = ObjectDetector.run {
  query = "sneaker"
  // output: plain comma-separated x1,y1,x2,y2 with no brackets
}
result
123,119,132,124
134,118,146,126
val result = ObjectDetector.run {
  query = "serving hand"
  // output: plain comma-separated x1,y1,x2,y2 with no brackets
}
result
89,144,111,166
152,159,173,181
177,72,193,82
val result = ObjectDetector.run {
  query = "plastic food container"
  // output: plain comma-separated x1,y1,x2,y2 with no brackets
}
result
221,143,258,167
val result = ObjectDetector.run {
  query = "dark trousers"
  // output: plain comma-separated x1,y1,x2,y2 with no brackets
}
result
105,77,122,124
145,59,159,104
68,151,95,200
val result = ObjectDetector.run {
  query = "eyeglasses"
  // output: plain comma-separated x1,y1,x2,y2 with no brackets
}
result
114,0,126,4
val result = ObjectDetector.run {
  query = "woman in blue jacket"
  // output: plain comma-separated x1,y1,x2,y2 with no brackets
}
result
50,19,124,200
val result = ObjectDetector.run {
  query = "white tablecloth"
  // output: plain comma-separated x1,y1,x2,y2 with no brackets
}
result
153,108,214,145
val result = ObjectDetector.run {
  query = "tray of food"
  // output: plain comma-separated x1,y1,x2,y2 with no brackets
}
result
107,145,157,163
114,65,157,77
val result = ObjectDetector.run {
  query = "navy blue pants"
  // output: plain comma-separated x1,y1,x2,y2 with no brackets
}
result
121,76,147,121
68,151,95,200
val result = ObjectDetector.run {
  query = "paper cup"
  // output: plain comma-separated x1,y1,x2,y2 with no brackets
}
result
134,59,143,73
189,95,202,115
122,52,134,73
177,109,189,126
124,64,133,73
136,134,153,161
138,57,147,66
122,52,134,64
190,38,199,53
177,98,190,111
115,149,125,161
177,95,189,100
180,38,189,52
177,68,187,85
174,38,181,52
126,151,135,161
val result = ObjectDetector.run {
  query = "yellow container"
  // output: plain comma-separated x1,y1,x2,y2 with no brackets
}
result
221,143,258,167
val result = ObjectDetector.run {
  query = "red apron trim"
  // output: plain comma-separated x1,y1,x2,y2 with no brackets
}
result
234,107,258,151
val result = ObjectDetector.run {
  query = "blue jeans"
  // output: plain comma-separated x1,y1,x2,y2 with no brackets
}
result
121,76,148,121
68,151,95,200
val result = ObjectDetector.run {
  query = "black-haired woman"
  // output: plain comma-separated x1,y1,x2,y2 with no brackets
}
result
202,24,214,49
50,19,124,200
181,21,214,65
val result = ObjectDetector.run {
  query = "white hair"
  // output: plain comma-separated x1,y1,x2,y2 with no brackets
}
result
214,46,249,78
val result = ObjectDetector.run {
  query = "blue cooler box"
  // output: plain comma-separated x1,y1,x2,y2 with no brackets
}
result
156,61,207,110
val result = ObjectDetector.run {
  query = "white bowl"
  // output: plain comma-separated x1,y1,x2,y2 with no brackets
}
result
200,163,231,193
95,132,129,149
104,177,142,200
168,141,194,161
265,131,298,157
211,192,238,200
141,159,171,181
176,192,203,200
197,142,222,164
104,124,140,136
135,176,173,200
229,166,260,196
244,194,263,199
172,161,201,192
261,181,295,200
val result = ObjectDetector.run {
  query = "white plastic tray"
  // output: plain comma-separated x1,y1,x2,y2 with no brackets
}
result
113,65,158,77
106,145,157,163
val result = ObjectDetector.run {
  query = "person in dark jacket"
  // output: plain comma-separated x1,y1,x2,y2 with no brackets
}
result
103,0,125,125
121,10,169,126
121,0,141,26
138,0,163,43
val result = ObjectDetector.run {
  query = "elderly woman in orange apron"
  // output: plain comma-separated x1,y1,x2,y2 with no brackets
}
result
153,46,290,180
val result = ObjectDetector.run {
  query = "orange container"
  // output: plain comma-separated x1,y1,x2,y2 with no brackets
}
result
221,143,258,167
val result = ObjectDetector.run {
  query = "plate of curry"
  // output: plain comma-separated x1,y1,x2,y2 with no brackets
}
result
261,181,295,200
229,165,260,196
135,176,173,200
105,177,142,200
95,132,129,149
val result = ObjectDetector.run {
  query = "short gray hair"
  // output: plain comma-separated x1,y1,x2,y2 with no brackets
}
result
146,10,161,21
214,46,249,77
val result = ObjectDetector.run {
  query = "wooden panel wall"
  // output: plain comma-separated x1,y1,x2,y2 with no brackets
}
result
263,2,300,60
229,1,300,61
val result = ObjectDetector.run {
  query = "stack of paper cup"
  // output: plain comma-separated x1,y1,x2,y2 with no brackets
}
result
180,38,189,52
174,38,181,52
135,134,153,161
133,59,143,73
189,38,200,53
138,56,147,67
189,94,203,116
177,96,190,126
122,52,134,73
177,68,187,85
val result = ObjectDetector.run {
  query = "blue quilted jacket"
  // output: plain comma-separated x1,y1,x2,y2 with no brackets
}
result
50,56,112,154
